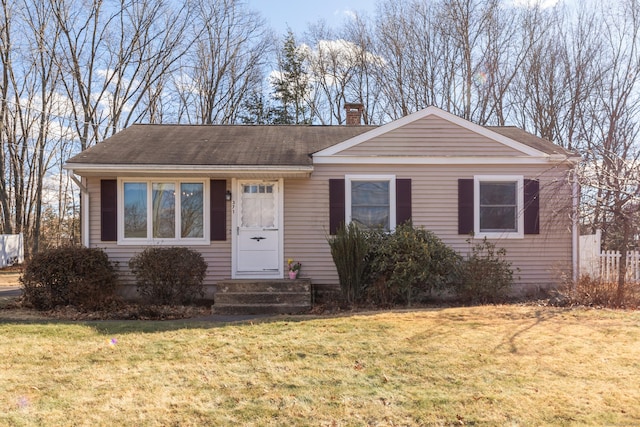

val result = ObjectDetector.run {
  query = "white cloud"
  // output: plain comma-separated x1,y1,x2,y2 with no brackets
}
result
97,68,116,81
312,39,386,69
340,9,357,21
16,92,78,141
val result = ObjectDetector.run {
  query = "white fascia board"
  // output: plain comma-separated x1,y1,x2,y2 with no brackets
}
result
312,155,569,165
314,106,548,158
64,163,314,177
550,154,582,164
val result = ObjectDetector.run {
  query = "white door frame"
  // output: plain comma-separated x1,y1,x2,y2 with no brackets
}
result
231,178,284,279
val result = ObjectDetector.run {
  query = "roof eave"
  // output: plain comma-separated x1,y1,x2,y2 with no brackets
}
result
63,163,315,178
550,154,582,164
312,155,580,165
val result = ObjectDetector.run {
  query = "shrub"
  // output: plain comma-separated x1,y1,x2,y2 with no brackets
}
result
366,222,461,306
554,275,640,309
20,246,118,310
454,238,514,303
129,247,207,305
327,222,370,305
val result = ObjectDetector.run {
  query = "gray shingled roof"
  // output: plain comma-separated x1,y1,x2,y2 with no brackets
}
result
487,126,575,157
66,124,377,166
66,122,575,168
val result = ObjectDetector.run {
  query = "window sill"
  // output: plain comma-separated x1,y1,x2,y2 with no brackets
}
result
117,238,211,246
474,231,524,240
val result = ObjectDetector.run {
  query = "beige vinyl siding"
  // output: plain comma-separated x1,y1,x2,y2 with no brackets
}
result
283,163,574,291
339,115,528,157
87,162,573,294
87,178,232,289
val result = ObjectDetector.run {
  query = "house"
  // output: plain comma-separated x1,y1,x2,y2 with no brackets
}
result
64,106,580,303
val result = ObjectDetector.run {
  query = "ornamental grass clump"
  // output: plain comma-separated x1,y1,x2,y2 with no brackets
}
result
327,222,370,305
129,247,207,305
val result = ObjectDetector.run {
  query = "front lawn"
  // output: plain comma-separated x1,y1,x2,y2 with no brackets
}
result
1,306,639,425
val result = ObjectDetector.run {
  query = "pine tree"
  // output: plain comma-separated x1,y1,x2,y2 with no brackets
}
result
270,30,312,124
239,91,279,124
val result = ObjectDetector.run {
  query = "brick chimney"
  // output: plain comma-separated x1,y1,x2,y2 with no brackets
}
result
344,103,364,126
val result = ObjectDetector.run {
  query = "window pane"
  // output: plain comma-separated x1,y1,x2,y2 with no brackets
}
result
181,183,203,238
124,183,147,238
480,182,516,205
480,206,517,231
352,206,389,230
479,181,517,232
241,184,275,228
152,183,175,238
351,181,390,230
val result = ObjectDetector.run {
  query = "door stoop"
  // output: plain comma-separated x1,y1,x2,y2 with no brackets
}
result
212,279,312,315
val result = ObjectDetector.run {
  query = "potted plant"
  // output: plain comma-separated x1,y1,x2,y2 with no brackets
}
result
288,258,301,279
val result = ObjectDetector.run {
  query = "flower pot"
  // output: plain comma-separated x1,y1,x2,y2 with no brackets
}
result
289,271,298,280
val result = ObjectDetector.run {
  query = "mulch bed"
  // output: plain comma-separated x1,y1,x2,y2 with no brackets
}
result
1,298,211,321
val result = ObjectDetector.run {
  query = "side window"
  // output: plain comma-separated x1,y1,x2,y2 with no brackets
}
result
479,181,517,232
180,182,204,238
123,182,147,238
346,175,396,231
474,176,524,238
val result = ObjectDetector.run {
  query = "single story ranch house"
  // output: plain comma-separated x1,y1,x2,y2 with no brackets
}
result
64,105,581,303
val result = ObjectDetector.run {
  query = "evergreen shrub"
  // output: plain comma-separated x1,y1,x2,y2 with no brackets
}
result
129,247,207,305
366,222,461,306
20,246,118,310
454,238,515,302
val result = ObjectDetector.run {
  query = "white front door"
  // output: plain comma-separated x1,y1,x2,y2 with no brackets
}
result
234,180,282,277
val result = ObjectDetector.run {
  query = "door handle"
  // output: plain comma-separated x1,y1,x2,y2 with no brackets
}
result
250,236,266,242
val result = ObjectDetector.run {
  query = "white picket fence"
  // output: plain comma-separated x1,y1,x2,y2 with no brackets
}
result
0,233,24,268
580,230,640,282
598,250,640,282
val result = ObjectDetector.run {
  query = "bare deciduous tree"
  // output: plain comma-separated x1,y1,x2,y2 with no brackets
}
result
305,22,383,124
577,0,640,296
178,0,272,124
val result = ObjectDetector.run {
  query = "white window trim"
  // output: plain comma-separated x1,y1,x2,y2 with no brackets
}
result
117,178,210,246
474,175,524,239
345,174,396,231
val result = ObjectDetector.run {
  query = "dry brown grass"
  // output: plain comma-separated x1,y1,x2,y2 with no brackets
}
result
0,272,20,287
1,305,639,426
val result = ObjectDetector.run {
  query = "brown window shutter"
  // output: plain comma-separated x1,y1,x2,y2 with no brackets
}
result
458,179,474,235
396,179,412,226
210,180,227,241
101,179,117,241
329,179,345,235
524,179,540,234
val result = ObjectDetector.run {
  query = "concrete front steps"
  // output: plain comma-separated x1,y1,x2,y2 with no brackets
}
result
212,279,312,315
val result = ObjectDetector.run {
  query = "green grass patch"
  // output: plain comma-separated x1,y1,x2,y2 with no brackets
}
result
1,306,639,425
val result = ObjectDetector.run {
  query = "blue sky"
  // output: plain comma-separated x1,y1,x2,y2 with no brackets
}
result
247,0,563,36
246,0,377,35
